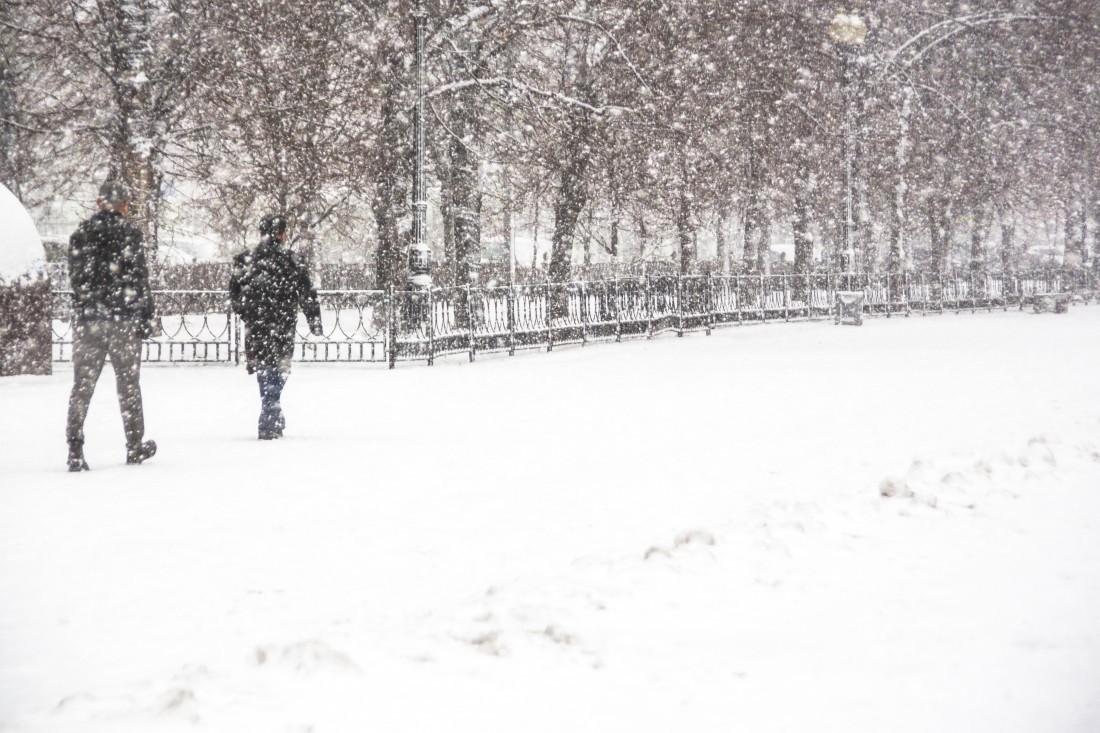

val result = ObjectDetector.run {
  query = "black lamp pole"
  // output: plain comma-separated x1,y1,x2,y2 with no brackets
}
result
408,0,431,290
829,12,866,278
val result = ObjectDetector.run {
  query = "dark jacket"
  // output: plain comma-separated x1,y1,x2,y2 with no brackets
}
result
229,238,322,372
68,211,155,325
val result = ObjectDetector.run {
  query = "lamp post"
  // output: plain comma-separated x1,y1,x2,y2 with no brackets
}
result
407,0,431,291
828,12,867,276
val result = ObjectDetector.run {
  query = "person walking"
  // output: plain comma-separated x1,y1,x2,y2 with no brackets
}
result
229,214,323,440
66,180,158,471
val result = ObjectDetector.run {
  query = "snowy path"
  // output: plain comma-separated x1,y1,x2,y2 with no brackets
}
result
2,308,1099,732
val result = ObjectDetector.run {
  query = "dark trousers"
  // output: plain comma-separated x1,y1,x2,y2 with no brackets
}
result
66,320,145,448
256,367,288,433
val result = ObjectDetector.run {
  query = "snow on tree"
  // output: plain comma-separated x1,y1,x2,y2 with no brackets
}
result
3,1,1100,279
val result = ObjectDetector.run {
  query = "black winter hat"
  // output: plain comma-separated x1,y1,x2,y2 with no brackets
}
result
98,179,131,204
259,214,288,238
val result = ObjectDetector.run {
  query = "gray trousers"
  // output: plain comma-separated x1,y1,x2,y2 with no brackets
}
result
66,320,145,448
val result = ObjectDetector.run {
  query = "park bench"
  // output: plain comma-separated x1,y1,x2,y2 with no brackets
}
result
1033,292,1071,314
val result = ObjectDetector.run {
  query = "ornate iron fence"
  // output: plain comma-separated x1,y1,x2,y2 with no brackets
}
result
50,271,1093,366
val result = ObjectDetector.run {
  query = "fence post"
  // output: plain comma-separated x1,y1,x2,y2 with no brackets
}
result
388,285,397,370
467,283,477,362
782,274,790,321
705,271,713,335
232,311,240,365
904,272,911,317
677,274,685,337
884,273,891,318
507,284,516,356
758,273,765,321
804,273,811,318
736,275,743,325
646,274,654,339
614,277,623,342
580,280,589,345
427,287,435,366
546,279,553,352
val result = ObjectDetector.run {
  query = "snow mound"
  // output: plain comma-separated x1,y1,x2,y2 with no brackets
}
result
0,183,46,284
253,639,359,675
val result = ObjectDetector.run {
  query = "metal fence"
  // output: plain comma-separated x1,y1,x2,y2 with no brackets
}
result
50,271,1095,366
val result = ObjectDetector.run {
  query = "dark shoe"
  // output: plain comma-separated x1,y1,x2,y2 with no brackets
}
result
259,408,284,439
67,444,90,472
67,449,90,471
126,440,157,465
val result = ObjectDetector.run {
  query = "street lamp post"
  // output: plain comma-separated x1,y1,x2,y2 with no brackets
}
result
829,12,867,277
407,0,431,292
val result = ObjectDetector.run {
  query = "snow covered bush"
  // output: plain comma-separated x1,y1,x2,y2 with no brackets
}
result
0,184,51,376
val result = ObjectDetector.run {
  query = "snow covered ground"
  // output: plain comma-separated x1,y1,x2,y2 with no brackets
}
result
2,307,1100,732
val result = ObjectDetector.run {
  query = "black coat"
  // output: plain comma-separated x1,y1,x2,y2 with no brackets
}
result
229,238,322,372
68,211,155,325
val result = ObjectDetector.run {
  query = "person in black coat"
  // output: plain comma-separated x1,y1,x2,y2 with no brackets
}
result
229,214,323,439
65,179,158,471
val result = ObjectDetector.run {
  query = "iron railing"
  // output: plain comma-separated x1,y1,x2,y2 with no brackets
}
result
50,271,1094,366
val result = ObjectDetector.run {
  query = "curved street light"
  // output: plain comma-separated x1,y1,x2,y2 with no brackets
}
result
828,12,868,46
829,12,866,275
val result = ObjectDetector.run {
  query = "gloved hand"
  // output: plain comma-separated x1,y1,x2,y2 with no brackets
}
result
309,318,324,337
141,319,159,339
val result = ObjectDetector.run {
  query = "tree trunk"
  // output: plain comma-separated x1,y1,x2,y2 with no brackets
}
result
926,194,952,276
610,216,620,260
450,103,481,290
582,205,594,271
792,175,812,276
430,133,455,286
549,107,593,289
372,77,408,291
677,190,696,275
1064,196,1087,269
635,206,648,263
0,45,23,196
743,138,768,273
716,205,731,276
970,204,989,272
1081,189,1089,270
101,0,161,261
888,86,913,273
997,205,1015,274
1092,185,1100,271
531,197,540,272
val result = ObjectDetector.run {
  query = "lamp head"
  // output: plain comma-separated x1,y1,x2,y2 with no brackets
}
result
828,12,868,46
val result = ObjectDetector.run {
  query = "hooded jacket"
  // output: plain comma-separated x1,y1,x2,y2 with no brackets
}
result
229,237,322,371
68,210,155,324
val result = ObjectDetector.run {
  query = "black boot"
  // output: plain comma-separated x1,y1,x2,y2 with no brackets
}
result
126,439,157,465
67,442,89,472
258,405,283,440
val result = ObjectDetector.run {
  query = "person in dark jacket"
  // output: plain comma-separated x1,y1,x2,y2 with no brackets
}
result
65,180,158,471
229,214,323,439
